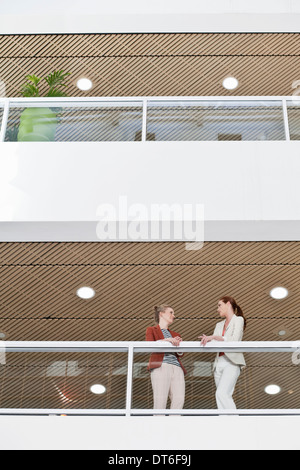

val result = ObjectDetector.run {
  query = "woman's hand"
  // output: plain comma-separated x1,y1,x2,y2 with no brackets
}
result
198,334,224,345
168,336,182,347
198,334,214,346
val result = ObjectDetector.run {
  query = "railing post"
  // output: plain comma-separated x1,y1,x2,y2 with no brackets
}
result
0,99,9,142
125,344,134,417
141,98,147,142
282,98,290,141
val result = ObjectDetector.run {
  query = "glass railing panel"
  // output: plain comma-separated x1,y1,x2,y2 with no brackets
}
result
0,102,4,138
146,100,286,141
0,351,128,410
242,352,299,410
132,352,220,410
286,100,300,140
130,352,155,410
5,101,143,142
132,351,299,412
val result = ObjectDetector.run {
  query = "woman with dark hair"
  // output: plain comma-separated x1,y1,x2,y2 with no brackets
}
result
198,296,246,410
146,305,186,411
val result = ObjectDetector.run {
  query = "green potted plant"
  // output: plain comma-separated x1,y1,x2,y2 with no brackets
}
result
17,70,70,142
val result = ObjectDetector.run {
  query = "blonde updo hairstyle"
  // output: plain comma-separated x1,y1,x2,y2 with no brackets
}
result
153,304,173,324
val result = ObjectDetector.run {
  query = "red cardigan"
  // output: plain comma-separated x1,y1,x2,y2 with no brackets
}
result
145,324,187,375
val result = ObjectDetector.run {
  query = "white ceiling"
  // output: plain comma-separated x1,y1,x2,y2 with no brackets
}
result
1,0,300,16
1,0,300,34
1,0,300,15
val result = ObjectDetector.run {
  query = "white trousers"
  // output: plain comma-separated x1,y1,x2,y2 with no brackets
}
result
214,356,241,410
150,363,185,410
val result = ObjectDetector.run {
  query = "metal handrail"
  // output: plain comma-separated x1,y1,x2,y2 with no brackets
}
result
0,95,299,101
2,339,300,352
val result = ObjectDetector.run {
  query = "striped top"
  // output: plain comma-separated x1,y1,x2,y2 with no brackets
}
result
161,329,181,367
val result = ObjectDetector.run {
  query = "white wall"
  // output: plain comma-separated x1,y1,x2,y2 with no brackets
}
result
2,140,300,222
1,0,300,33
1,0,299,15
1,140,300,241
0,415,299,450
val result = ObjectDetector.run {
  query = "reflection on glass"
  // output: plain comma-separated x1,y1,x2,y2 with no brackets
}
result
5,102,143,142
146,101,286,141
132,352,299,411
0,350,298,412
0,103,4,139
0,352,127,410
287,100,300,140
1,100,293,143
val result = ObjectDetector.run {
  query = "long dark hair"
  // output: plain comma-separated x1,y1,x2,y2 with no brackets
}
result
219,296,246,330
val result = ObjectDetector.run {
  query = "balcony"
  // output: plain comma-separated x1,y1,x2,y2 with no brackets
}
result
1,96,300,142
0,340,299,416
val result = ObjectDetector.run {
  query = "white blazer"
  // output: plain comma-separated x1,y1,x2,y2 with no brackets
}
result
212,314,246,370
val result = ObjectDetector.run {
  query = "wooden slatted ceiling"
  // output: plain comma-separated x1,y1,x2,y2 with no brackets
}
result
0,241,299,411
0,241,299,342
0,237,299,390
1,33,300,97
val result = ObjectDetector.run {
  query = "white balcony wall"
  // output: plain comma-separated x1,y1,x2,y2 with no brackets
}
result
0,140,300,241
0,415,299,450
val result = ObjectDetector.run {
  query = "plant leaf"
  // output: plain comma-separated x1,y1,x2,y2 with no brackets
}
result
45,70,71,88
21,83,39,97
46,89,68,98
20,70,70,97
25,74,41,86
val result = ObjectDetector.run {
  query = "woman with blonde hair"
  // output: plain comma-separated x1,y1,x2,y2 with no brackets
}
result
146,304,186,411
198,296,246,410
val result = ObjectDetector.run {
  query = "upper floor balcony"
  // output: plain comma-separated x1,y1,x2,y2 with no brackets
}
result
1,96,300,143
2,340,300,450
1,95,300,243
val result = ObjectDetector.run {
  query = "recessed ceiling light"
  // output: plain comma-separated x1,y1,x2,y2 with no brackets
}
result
222,76,239,90
278,330,286,336
76,286,95,299
264,384,281,395
76,78,93,91
90,384,106,395
270,287,289,300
